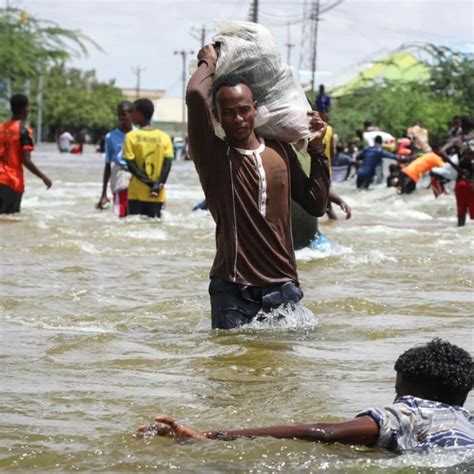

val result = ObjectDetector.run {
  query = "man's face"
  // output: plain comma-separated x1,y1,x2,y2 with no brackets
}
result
214,84,257,143
118,107,132,130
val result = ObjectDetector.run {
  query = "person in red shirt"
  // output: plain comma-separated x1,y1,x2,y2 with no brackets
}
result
0,94,52,214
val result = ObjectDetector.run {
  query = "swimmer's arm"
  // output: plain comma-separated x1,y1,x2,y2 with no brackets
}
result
204,417,378,445
136,416,379,446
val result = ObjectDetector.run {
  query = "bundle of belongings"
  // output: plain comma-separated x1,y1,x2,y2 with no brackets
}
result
211,20,318,144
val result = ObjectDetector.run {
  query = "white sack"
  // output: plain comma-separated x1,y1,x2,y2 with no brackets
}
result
212,20,315,144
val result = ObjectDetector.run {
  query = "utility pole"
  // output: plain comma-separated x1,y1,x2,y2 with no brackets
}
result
309,0,344,92
132,66,145,99
36,74,43,144
310,0,320,92
285,22,295,67
190,25,209,48
174,49,194,142
249,0,259,23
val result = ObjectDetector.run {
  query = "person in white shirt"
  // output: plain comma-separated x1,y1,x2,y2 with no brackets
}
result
57,129,74,153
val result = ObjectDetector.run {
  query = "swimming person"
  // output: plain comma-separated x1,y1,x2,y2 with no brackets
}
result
0,94,52,214
136,339,474,453
185,44,330,329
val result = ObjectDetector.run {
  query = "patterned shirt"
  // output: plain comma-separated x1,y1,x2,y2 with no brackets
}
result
357,396,474,453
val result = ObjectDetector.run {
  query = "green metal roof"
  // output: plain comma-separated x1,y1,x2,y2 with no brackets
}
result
331,51,430,97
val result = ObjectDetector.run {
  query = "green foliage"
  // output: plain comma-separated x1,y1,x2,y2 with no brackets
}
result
34,65,125,140
0,6,98,89
330,45,473,146
0,99,8,121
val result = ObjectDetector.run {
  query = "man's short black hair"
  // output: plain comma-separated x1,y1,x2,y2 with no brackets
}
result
395,338,473,406
10,94,28,114
363,120,373,129
132,98,154,121
374,135,383,144
211,74,255,108
118,100,132,111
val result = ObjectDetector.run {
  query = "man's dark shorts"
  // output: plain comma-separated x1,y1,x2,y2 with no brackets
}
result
209,277,303,330
0,184,22,214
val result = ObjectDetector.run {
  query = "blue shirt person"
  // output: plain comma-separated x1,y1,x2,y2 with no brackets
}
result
96,101,133,215
356,135,399,188
314,84,331,114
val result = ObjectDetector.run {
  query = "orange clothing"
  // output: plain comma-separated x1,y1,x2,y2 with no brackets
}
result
402,152,444,183
0,120,34,193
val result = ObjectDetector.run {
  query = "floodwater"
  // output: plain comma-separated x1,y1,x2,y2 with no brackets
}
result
0,145,473,472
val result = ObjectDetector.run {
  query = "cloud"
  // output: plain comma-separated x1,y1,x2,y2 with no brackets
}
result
21,0,473,96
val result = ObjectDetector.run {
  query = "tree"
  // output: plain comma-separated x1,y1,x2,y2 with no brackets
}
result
0,6,98,93
329,44,473,146
34,65,125,141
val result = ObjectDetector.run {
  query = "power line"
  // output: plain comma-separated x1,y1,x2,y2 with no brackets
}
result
308,0,344,91
131,66,146,99
190,25,211,48
174,49,194,141
285,22,295,67
249,0,259,23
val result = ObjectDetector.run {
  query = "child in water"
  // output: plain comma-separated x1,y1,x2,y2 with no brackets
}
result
136,339,473,454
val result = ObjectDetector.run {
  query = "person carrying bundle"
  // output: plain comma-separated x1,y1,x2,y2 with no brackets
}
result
186,44,330,329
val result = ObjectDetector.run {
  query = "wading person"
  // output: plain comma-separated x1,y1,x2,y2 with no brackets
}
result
0,94,52,214
97,101,133,217
356,135,400,189
137,339,474,453
123,99,174,218
186,44,330,330
440,116,474,226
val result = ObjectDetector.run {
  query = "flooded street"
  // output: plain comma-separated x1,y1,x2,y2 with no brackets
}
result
1,146,473,472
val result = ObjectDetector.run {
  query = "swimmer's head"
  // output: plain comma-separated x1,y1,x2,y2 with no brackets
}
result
394,339,473,406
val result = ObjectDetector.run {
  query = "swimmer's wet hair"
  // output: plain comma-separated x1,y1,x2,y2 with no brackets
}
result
395,338,473,406
212,74,255,108
133,98,154,121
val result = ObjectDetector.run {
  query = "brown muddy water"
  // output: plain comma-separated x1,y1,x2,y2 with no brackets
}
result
0,145,473,472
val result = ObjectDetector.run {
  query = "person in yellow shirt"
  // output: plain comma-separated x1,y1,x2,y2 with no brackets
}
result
123,99,174,218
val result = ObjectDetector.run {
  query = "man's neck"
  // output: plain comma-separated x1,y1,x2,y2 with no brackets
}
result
119,126,132,133
12,114,24,121
228,133,260,151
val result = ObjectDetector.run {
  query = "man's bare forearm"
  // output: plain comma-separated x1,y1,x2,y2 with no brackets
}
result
203,417,379,445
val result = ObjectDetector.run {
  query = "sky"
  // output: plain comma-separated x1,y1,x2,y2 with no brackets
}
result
16,0,474,97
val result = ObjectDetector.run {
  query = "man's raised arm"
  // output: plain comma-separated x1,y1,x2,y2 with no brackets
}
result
290,112,330,217
185,45,218,173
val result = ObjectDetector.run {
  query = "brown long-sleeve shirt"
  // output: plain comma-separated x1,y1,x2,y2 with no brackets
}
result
186,59,330,287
